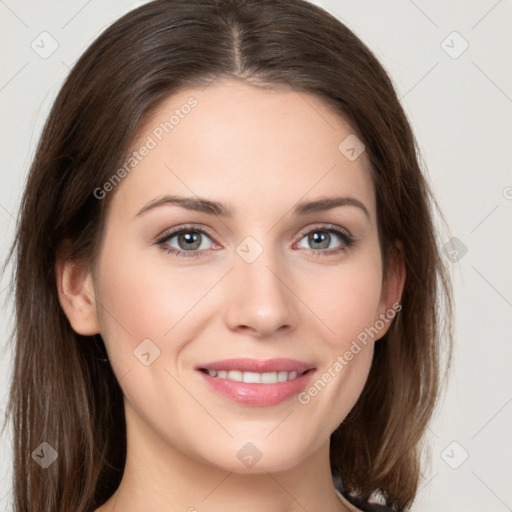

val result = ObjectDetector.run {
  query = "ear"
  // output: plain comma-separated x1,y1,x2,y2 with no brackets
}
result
374,240,406,340
55,251,100,336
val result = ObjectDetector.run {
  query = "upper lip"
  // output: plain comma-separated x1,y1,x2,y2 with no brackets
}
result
196,358,315,374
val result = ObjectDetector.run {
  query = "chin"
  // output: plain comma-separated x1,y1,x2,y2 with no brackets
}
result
193,433,317,475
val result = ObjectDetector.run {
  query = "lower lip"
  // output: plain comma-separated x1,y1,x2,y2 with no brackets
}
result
197,370,315,407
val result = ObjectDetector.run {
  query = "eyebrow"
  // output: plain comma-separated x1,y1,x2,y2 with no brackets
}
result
136,194,370,220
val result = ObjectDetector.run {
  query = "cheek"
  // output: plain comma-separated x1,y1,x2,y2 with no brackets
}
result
293,252,383,424
92,241,214,362
298,255,384,347
95,233,384,358
92,236,241,397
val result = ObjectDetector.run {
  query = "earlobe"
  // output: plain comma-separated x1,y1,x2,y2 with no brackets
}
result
55,254,101,336
375,240,406,340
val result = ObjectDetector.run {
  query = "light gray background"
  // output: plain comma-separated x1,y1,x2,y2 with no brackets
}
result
1,1,511,510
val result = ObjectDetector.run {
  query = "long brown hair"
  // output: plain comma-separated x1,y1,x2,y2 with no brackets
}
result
2,0,453,510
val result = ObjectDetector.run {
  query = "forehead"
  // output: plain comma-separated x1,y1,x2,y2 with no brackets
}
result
110,80,375,221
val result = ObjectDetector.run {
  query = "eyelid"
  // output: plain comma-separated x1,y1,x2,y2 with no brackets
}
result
155,224,218,244
297,223,353,241
155,223,353,241
155,222,355,257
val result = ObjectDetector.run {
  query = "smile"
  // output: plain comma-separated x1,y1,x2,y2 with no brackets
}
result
199,369,310,383
196,358,316,406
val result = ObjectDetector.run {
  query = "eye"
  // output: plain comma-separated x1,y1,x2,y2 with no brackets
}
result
295,225,354,255
156,223,354,259
156,226,217,258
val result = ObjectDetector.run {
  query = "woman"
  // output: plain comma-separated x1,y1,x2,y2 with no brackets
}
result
3,0,453,511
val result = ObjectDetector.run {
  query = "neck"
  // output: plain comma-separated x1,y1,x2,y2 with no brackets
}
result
98,400,350,512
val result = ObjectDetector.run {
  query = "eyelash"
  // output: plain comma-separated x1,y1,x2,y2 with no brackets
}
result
156,224,355,259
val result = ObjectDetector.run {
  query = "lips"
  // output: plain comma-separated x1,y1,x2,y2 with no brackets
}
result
197,357,314,373
195,358,316,407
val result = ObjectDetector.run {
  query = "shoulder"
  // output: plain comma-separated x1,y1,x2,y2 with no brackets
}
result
335,489,398,512
336,490,364,512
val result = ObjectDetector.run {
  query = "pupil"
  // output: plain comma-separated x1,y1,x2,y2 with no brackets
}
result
179,232,201,250
309,231,329,249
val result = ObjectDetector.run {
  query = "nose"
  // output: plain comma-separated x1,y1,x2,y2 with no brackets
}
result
223,249,298,338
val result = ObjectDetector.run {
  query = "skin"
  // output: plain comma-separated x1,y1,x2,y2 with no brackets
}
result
57,79,405,512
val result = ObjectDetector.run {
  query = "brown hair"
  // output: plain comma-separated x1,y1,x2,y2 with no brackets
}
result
2,0,453,510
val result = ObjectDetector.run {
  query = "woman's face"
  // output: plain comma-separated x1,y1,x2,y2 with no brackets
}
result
81,80,401,473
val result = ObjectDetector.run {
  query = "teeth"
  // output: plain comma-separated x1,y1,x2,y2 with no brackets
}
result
206,369,303,383
261,371,278,383
242,371,261,383
277,371,288,382
227,370,243,381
